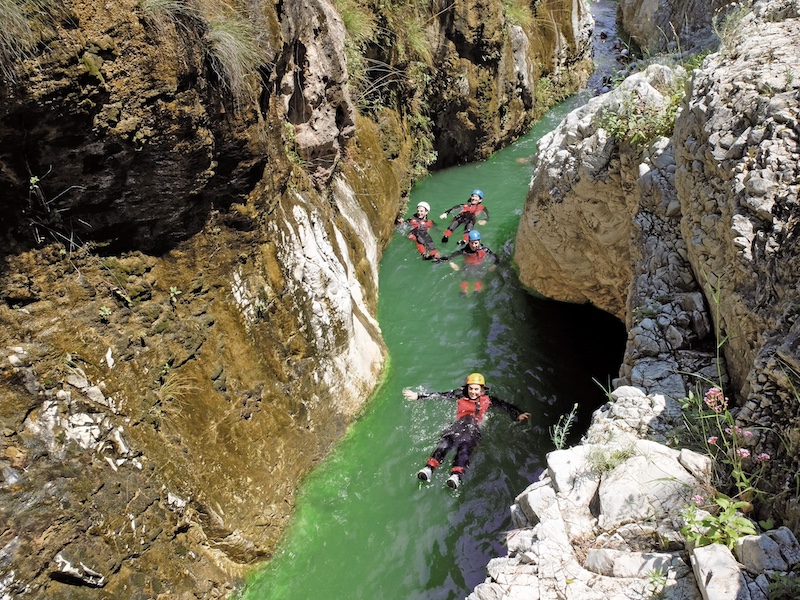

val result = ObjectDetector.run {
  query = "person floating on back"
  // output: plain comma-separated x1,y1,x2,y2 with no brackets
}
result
443,229,499,296
398,201,440,260
403,373,530,489
439,189,489,245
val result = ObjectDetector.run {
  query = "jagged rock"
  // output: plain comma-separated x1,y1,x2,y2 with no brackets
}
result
691,544,750,600
736,534,788,574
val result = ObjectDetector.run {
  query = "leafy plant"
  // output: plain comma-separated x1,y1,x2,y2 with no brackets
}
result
769,572,800,600
550,403,579,450
681,495,756,549
169,286,182,303
645,567,668,599
99,306,112,322
680,388,773,503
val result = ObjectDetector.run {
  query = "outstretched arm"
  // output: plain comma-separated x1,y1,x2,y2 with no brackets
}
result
490,396,529,421
439,205,460,220
403,388,460,401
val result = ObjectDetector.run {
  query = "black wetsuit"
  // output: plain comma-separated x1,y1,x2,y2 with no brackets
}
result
418,387,524,476
441,202,489,242
401,212,439,259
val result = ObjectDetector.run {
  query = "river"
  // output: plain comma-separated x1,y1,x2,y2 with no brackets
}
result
243,3,626,598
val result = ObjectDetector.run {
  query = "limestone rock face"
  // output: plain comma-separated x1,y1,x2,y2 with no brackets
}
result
515,0,800,528
617,0,729,54
674,10,800,501
277,0,355,183
426,0,594,166
515,64,687,321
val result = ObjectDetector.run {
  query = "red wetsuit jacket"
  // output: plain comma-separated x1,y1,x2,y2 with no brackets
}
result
418,387,524,424
447,243,499,266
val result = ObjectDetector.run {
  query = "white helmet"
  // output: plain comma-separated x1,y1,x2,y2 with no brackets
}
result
417,201,430,212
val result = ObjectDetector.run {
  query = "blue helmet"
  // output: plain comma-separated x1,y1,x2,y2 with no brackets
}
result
468,230,481,242
471,189,484,199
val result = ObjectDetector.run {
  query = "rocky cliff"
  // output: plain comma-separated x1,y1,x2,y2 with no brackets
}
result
516,0,800,532
0,0,591,596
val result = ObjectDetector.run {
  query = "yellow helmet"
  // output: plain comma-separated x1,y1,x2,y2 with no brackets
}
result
466,373,485,386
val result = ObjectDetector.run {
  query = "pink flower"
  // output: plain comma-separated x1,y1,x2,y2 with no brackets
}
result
736,448,751,458
757,453,770,462
707,436,718,445
725,427,733,435
704,388,728,413
692,495,704,505
743,430,753,438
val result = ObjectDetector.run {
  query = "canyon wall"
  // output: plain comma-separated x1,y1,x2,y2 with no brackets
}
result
0,0,592,596
516,0,800,525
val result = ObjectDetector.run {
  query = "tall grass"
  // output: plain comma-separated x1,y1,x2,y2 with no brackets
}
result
0,0,54,82
712,2,751,57
204,12,261,105
138,0,198,35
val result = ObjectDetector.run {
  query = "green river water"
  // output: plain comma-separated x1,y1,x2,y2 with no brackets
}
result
243,91,627,599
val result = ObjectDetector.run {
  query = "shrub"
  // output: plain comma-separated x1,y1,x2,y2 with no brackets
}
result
596,76,685,147
681,495,756,550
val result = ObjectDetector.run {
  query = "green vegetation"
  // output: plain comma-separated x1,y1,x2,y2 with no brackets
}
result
0,0,53,81
138,0,198,34
768,573,800,600
550,403,579,450
595,72,686,147
681,495,757,550
645,567,668,599
157,369,197,405
712,2,751,57
501,0,534,28
587,445,635,475
204,13,261,105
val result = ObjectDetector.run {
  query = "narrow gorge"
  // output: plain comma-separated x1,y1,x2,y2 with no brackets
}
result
1,0,799,598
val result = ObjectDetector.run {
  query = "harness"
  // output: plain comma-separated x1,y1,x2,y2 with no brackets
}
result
463,247,488,265
456,394,491,424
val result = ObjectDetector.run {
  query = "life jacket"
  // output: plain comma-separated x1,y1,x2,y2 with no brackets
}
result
460,202,484,216
408,215,434,233
456,394,491,424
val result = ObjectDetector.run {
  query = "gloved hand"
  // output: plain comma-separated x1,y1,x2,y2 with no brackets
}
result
402,388,419,401
439,213,447,220
450,262,460,271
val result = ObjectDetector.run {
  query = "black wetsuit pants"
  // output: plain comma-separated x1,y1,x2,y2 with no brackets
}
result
429,417,481,474
446,213,477,237
411,229,437,254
